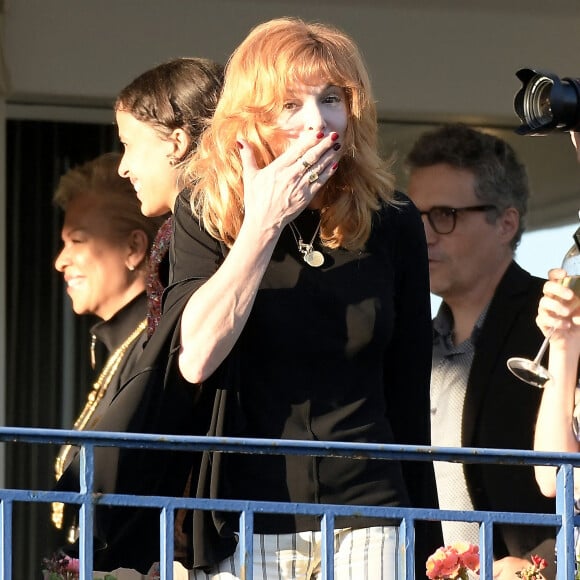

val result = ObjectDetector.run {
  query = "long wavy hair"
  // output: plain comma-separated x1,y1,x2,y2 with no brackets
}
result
186,17,395,250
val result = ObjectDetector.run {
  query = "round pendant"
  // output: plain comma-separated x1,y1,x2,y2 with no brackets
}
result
304,250,324,267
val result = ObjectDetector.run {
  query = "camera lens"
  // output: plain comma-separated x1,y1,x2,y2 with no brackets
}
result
523,75,554,131
514,68,580,135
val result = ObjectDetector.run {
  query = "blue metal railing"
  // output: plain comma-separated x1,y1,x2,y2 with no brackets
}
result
1,426,578,580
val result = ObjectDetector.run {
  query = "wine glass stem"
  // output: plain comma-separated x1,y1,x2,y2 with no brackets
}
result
532,328,555,366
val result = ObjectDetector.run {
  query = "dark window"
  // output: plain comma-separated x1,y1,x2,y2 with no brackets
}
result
5,119,118,578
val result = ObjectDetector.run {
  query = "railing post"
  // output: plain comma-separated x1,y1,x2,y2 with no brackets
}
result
479,520,493,579
555,463,575,580
239,509,254,580
78,443,95,580
398,516,411,579
160,506,174,580
320,513,335,580
0,499,12,580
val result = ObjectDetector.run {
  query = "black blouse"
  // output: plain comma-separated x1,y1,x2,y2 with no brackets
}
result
168,191,433,534
89,292,148,413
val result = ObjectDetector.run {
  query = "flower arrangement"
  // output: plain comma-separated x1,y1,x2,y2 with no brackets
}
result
515,554,548,580
41,551,117,580
426,542,480,580
42,552,80,580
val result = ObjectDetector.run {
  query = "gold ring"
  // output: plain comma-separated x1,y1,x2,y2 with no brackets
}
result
301,158,311,169
307,170,319,184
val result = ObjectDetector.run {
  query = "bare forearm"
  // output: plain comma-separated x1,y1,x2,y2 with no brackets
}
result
178,222,279,383
177,131,341,384
534,346,579,496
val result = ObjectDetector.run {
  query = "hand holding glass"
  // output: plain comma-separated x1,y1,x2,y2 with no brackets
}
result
507,232,580,387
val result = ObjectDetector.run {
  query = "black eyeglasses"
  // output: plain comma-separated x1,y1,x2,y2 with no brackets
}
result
419,205,498,235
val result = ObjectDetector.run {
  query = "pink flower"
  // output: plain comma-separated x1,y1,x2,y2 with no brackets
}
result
63,557,80,573
426,546,461,579
42,551,117,579
426,543,480,579
453,541,480,573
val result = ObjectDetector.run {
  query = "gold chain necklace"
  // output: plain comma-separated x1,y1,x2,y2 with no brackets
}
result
51,318,147,532
288,219,324,267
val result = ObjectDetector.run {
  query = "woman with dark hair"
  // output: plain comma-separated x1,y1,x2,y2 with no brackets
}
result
52,151,164,564
53,58,224,576
115,57,224,219
115,57,224,335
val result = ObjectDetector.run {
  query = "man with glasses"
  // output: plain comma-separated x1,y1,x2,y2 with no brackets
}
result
405,123,555,580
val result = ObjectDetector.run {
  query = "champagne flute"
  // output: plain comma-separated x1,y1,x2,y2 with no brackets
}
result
507,226,580,388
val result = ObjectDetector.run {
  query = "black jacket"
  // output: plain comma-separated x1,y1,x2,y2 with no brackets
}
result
460,262,556,575
57,280,212,573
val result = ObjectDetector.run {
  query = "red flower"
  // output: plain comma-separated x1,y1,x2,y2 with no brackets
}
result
516,554,549,579
530,555,548,569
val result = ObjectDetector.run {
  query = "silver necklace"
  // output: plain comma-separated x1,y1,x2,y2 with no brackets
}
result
288,219,325,267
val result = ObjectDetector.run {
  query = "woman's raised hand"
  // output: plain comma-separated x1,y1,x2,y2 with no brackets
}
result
537,268,580,351
237,131,342,234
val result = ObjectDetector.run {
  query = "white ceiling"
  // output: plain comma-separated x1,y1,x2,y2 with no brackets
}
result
4,0,580,231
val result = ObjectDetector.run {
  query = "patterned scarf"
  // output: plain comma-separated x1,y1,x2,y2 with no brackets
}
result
146,216,173,337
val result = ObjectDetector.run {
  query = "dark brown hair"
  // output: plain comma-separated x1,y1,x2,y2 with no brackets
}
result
115,57,224,164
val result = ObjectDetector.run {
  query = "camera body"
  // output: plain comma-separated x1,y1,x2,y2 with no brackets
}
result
514,68,580,136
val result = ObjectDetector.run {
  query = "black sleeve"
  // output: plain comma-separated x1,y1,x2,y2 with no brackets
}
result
382,194,432,450
166,190,224,297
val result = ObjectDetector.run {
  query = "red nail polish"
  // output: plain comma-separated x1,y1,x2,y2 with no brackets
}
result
316,131,324,139
331,162,339,171
236,141,244,149
331,133,339,141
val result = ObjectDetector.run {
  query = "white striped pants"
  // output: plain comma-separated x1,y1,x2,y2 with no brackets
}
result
188,526,399,580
